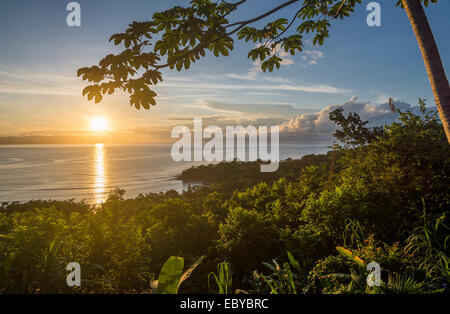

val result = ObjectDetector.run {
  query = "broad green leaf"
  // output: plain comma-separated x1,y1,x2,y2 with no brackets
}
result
287,251,301,273
156,256,184,294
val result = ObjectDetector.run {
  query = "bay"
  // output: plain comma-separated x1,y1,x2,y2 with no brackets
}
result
0,143,329,203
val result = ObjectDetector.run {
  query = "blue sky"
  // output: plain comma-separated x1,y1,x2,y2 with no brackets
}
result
0,0,448,142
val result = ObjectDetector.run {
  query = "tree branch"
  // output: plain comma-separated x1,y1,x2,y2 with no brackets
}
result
153,0,307,70
334,0,347,18
268,0,315,46
226,0,301,29
222,0,248,18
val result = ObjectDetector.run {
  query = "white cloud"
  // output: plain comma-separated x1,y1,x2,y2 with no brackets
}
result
226,61,291,83
246,91,288,96
274,44,295,65
0,68,81,96
204,101,314,118
303,49,324,65
157,93,222,100
225,43,295,82
279,97,422,140
161,81,351,94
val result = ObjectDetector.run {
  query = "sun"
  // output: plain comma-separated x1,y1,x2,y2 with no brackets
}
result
90,117,109,132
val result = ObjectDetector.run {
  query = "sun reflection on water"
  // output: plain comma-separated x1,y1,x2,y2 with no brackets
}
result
94,143,106,203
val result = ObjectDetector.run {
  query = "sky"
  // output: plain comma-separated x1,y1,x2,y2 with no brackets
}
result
0,0,449,143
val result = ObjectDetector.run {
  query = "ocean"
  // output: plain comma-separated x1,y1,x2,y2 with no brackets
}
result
0,143,329,203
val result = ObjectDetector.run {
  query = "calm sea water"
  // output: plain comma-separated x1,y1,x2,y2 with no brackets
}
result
0,143,329,203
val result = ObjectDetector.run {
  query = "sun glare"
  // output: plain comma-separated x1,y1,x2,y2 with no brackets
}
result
90,117,109,132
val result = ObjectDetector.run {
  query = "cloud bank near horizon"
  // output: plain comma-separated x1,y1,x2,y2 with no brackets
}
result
279,97,427,142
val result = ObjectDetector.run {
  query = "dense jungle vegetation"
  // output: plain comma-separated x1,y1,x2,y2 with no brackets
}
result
0,102,449,294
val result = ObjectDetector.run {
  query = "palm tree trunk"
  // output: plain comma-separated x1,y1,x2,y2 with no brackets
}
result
402,0,450,143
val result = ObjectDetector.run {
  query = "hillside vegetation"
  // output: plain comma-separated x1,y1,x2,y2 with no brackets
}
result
0,101,448,294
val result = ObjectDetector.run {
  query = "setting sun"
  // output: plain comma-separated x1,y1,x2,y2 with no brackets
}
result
90,117,109,132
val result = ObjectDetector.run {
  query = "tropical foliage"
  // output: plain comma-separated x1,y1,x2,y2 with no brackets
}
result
0,103,448,294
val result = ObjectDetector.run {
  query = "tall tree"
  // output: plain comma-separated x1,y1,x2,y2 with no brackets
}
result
400,0,450,143
78,0,449,142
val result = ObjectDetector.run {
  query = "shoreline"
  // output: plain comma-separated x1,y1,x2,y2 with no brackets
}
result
0,147,332,205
